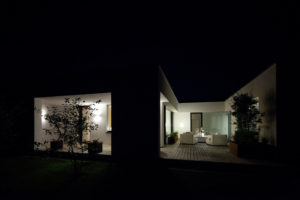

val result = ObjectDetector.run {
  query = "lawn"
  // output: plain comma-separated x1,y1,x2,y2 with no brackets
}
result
0,156,112,199
1,156,299,200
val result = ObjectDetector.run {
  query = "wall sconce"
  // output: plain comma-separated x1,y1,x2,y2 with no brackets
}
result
41,109,47,122
94,116,102,123
179,123,184,128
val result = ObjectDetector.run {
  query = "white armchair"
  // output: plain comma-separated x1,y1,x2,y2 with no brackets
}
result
206,134,228,146
180,132,198,144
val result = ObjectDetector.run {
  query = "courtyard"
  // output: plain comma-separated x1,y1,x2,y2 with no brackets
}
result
160,142,281,166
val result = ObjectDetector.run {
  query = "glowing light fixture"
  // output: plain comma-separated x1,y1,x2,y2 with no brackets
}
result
41,109,47,116
41,109,47,122
179,123,184,128
94,116,102,123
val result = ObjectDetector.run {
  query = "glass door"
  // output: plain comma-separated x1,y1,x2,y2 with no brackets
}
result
191,113,203,133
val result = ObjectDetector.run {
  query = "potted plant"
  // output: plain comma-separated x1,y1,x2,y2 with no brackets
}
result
229,93,263,158
167,134,174,144
173,131,179,143
87,139,103,154
167,132,178,144
50,140,63,151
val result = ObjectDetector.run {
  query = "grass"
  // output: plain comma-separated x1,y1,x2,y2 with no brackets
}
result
0,156,112,198
1,155,299,200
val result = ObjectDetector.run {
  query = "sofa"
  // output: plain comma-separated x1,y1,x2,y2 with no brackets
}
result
180,132,198,144
206,134,228,146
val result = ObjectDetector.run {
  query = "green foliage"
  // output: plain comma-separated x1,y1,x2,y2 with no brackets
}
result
88,139,101,145
40,97,101,153
35,97,101,175
34,141,49,151
231,93,263,144
0,156,111,195
169,131,178,139
233,129,258,145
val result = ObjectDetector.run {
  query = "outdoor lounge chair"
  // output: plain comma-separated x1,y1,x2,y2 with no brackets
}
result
180,132,198,144
206,134,228,145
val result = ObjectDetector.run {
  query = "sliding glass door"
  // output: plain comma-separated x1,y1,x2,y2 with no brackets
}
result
191,113,203,133
164,107,173,144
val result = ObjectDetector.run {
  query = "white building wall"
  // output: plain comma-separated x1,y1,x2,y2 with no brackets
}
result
178,102,224,113
34,93,111,150
174,112,191,135
34,98,43,148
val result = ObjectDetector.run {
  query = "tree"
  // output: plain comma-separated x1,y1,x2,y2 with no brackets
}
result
35,97,101,174
231,93,263,144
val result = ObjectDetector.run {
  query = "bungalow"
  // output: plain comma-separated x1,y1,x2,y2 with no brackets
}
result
33,64,276,162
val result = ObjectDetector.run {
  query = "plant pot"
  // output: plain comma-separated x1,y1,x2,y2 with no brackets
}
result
230,142,256,158
50,140,63,151
236,143,260,158
229,141,238,156
88,142,103,154
175,135,178,143
168,137,175,144
230,141,276,160
253,143,276,160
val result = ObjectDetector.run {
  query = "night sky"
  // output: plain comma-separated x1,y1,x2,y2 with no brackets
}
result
1,1,285,102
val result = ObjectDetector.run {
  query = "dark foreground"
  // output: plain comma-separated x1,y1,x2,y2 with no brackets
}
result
1,156,299,200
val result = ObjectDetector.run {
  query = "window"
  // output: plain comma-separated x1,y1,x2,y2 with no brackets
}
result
191,113,203,133
165,109,171,135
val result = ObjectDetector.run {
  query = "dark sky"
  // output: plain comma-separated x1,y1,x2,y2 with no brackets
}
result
1,1,285,102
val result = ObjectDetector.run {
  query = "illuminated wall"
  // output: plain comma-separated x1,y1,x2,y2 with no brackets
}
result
34,93,111,150
174,112,191,135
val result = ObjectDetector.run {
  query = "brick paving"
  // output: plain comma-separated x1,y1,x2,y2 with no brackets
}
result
160,142,275,165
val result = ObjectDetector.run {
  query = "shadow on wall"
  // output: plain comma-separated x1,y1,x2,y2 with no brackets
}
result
260,90,276,145
265,90,276,121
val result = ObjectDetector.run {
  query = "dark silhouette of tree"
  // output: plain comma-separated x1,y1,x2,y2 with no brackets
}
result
231,93,263,144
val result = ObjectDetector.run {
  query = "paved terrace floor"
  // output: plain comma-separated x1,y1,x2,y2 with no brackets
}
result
160,142,278,166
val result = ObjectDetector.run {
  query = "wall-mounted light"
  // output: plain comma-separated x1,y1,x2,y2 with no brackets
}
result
179,123,184,128
41,109,46,116
41,109,47,122
92,103,105,115
93,116,102,123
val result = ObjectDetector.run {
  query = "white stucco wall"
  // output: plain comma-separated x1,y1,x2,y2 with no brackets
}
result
225,64,276,145
178,102,224,113
34,98,43,147
174,112,191,135
34,93,111,151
